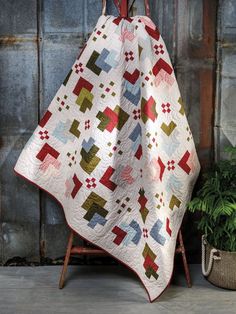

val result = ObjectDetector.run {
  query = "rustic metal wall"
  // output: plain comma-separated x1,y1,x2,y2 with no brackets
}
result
215,0,236,160
0,0,233,265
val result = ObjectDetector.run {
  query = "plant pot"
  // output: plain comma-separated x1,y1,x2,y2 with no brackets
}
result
202,235,236,290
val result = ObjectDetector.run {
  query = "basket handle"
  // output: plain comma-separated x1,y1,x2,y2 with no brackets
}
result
202,235,221,276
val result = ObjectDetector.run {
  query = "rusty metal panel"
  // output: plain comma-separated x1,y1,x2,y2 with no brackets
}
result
150,0,176,61
87,0,106,33
43,0,84,34
219,48,236,147
215,46,236,159
215,0,236,160
0,43,39,135
176,67,201,145
176,0,216,59
175,0,217,168
220,0,236,43
0,41,40,264
41,38,84,108
0,0,37,36
0,135,40,263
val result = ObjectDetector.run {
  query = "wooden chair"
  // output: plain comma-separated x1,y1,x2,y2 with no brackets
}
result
59,229,192,289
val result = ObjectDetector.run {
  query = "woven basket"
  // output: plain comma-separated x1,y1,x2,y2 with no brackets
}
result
202,235,236,290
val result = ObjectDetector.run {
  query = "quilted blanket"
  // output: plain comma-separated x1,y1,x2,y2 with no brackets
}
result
14,13,201,302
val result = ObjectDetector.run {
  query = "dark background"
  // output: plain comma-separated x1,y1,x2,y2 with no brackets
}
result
0,0,235,265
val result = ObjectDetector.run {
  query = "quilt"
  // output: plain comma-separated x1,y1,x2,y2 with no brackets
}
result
14,13,201,302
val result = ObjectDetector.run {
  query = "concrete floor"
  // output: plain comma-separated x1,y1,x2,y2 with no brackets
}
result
0,264,236,314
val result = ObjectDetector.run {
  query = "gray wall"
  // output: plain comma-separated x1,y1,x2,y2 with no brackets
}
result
0,0,234,265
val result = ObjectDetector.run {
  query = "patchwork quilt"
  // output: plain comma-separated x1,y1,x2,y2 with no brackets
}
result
14,14,201,302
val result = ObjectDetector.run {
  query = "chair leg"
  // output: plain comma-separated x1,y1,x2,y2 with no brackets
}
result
59,230,74,289
178,230,192,287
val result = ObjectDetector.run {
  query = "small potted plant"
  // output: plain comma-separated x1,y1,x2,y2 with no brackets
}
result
187,146,236,289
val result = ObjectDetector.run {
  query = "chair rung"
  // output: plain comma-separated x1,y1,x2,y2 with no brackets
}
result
71,246,107,255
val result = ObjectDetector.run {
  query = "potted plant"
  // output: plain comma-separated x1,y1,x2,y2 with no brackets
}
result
187,146,236,289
